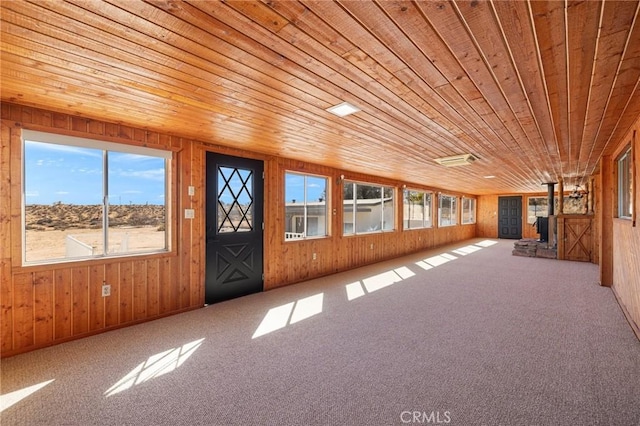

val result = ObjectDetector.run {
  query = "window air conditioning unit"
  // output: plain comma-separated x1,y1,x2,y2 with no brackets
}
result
434,154,478,167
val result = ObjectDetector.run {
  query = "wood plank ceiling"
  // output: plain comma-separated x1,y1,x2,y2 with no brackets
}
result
2,0,640,195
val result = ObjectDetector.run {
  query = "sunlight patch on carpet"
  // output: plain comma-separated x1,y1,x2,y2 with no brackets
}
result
252,293,324,338
0,379,55,412
104,338,204,397
453,245,482,255
424,253,457,267
475,240,498,247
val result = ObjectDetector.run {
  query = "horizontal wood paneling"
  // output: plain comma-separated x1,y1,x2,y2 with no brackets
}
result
1,103,478,356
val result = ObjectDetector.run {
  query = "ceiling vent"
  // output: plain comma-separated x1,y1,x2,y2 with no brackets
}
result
434,154,478,167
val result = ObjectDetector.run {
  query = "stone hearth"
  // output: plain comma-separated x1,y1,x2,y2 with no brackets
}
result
512,238,557,259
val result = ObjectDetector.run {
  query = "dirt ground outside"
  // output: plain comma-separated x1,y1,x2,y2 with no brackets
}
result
25,227,166,263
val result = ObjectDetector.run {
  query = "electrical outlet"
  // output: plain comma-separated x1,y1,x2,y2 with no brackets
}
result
102,284,111,297
312,253,317,260
370,243,374,250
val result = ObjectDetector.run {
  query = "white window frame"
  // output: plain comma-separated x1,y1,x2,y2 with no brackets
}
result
461,197,476,225
21,130,171,266
343,181,395,235
438,194,458,227
284,171,329,241
617,145,633,219
403,189,433,230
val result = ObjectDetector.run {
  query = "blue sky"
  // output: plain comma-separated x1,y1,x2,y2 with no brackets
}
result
285,173,326,203
25,141,166,205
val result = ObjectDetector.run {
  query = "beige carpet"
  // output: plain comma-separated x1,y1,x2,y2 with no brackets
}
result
1,238,639,425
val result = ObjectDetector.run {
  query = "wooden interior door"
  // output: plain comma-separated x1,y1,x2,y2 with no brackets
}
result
558,216,593,262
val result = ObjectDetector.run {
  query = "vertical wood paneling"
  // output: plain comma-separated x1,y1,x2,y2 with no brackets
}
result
71,266,89,335
147,258,160,317
13,272,34,350
133,259,147,321
3,103,482,357
104,263,120,328
119,261,133,324
33,270,54,346
1,261,13,353
89,265,105,331
54,268,72,339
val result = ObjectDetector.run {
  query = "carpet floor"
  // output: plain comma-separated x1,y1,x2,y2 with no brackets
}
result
1,238,639,425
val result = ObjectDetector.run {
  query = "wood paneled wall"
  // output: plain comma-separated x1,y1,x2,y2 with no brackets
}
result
608,119,640,337
1,103,476,357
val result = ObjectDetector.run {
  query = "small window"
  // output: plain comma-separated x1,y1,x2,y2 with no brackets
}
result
343,182,394,235
285,172,328,240
403,190,432,229
22,130,170,265
461,197,476,224
438,194,457,227
617,146,633,219
527,197,548,224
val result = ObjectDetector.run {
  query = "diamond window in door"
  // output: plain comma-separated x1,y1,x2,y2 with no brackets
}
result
217,166,254,233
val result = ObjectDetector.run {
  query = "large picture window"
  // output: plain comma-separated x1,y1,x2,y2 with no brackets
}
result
617,145,633,219
22,130,170,265
438,194,457,227
284,172,328,240
461,197,476,224
343,182,394,235
403,189,432,229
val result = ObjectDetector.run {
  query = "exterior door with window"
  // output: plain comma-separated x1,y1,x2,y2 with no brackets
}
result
205,153,264,304
498,196,522,239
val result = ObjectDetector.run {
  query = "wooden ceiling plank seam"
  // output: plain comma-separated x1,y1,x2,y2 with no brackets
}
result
527,0,564,181
411,0,544,182
488,0,561,180
583,0,640,174
580,1,640,157
367,0,517,158
214,3,484,170
349,3,536,185
564,0,573,184
252,3,479,157
22,0,438,162
566,0,600,186
451,0,550,184
575,0,605,187
343,0,510,163
235,0,540,190
410,0,535,162
490,0,559,166
0,28,335,145
1,27,458,177
179,0,466,161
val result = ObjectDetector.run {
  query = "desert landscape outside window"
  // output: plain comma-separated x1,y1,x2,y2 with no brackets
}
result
22,130,170,265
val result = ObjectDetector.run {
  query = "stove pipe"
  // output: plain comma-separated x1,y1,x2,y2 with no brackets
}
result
547,183,555,216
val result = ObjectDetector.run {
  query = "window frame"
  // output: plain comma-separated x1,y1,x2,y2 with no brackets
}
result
617,145,633,220
461,196,476,225
343,181,395,236
284,171,330,241
403,189,433,230
21,130,171,266
438,194,458,227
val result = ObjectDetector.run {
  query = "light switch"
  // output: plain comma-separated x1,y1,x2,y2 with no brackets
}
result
188,186,195,196
184,209,195,219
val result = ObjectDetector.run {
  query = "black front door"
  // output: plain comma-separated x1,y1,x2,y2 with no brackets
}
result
498,196,522,239
205,153,264,304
